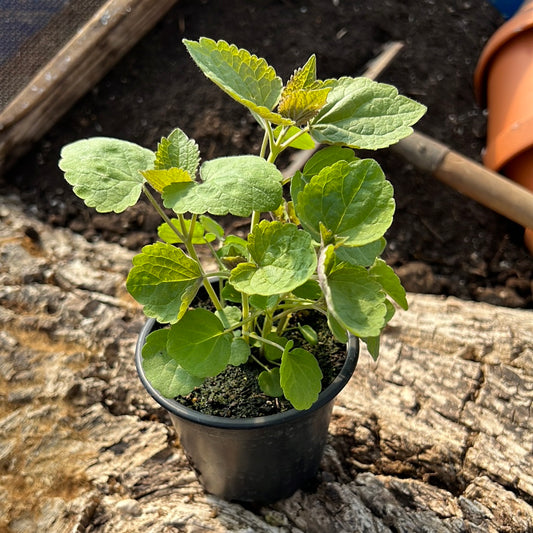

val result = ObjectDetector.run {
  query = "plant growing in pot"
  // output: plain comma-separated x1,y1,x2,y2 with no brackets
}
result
58,37,426,503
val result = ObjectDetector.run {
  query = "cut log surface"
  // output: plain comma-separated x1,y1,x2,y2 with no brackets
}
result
0,194,531,532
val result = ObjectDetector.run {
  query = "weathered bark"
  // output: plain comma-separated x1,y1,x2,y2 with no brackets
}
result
0,194,531,532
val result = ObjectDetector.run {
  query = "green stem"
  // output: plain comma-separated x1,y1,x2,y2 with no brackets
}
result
259,129,269,159
242,294,250,341
142,185,186,242
279,124,310,150
142,185,223,312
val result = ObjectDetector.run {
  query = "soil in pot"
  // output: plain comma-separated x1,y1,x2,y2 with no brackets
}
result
175,307,348,418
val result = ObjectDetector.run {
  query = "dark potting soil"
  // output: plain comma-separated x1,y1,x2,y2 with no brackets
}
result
175,308,348,418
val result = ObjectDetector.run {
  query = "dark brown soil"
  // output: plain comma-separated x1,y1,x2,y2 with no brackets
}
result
176,308,348,417
2,0,532,308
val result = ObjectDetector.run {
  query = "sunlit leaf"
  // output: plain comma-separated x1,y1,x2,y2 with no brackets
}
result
183,37,292,125
157,218,216,245
294,158,394,246
311,77,426,149
163,155,283,216
318,245,387,338
154,127,200,175
126,242,202,324
230,220,317,296
59,138,154,213
280,347,322,410
142,328,203,397
167,308,232,377
369,258,408,310
141,168,192,193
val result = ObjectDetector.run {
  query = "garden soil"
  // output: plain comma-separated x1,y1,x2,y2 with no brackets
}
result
2,0,532,309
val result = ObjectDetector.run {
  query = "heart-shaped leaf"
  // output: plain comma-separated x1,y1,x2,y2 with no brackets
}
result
142,328,203,397
258,368,283,397
294,158,394,246
318,245,387,338
167,308,232,378
183,38,291,125
230,220,317,296
126,242,202,324
163,155,283,216
59,137,154,213
310,77,426,149
280,347,322,410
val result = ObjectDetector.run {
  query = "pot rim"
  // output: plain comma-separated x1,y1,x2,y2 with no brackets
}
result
474,1,533,106
135,317,360,429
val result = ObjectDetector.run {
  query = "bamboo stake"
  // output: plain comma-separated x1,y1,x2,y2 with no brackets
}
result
391,130,533,230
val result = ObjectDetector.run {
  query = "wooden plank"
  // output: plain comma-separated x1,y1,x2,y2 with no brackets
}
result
0,0,179,175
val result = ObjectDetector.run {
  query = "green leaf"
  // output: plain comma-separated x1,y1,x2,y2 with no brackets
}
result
263,332,288,362
126,242,203,324
142,329,203,397
221,282,242,304
229,337,250,366
249,294,279,311
369,258,408,310
310,77,426,149
157,218,216,245
183,38,291,125
318,245,387,338
278,55,332,125
273,126,315,150
362,335,381,361
302,145,358,181
298,323,318,345
292,279,322,300
335,238,386,267
280,348,323,410
258,368,283,397
59,137,154,213
216,305,241,328
163,155,283,217
230,220,317,296
199,215,225,240
154,128,200,175
141,168,192,193
294,158,394,246
362,299,396,360
167,308,232,377
279,86,331,126
327,312,348,343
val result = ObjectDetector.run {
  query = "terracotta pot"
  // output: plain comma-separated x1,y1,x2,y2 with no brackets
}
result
474,0,533,251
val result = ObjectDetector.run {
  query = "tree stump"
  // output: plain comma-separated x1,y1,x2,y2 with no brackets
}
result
0,194,531,532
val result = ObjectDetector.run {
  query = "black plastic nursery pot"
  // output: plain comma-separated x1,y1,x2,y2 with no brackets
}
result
135,318,359,503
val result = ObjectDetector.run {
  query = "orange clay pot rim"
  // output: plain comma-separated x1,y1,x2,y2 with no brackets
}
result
484,113,533,170
474,2,533,106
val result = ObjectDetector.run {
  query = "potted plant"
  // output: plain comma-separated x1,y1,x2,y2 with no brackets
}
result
59,37,426,503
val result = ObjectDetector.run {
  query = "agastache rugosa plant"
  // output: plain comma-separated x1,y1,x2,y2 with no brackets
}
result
59,38,426,410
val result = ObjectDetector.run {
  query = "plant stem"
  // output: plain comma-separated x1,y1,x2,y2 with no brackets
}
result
142,185,223,312
242,293,250,341
142,185,186,242
279,124,310,150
